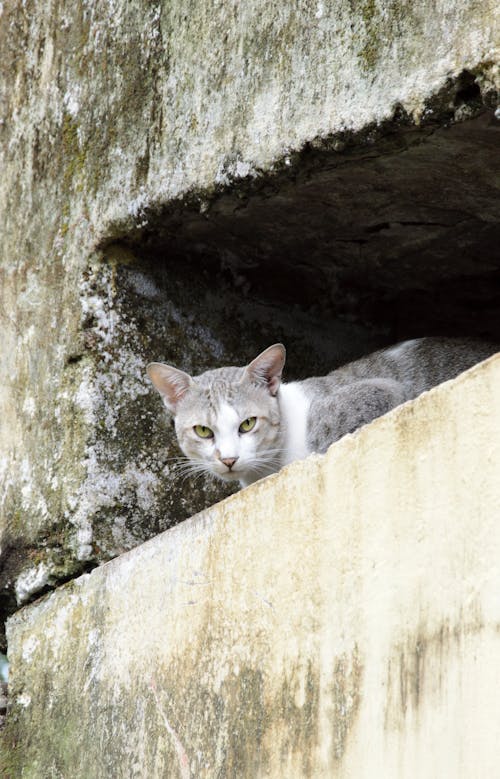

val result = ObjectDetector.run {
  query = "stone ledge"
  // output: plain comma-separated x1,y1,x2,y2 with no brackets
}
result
2,352,499,777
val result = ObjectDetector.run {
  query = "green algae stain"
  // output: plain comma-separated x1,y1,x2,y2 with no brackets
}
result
0,730,24,779
62,112,88,193
358,0,383,71
360,0,378,26
330,645,363,762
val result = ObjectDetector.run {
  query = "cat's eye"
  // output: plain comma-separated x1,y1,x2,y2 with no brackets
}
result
239,417,257,433
194,425,214,439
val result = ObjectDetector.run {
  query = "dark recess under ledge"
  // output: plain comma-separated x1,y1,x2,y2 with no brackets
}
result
113,106,500,348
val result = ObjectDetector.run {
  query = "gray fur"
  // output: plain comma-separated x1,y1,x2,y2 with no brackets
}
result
147,337,497,489
303,337,497,452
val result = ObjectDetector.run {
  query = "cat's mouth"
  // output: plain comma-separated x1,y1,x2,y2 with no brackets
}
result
211,457,241,478
210,460,243,481
213,470,241,483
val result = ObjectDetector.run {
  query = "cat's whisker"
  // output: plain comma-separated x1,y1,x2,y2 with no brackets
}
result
244,457,282,474
171,459,211,479
175,464,210,477
176,466,211,485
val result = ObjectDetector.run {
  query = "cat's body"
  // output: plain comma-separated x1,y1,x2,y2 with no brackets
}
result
148,338,497,489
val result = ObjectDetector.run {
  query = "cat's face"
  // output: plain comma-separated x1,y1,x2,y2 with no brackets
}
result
147,345,286,486
172,374,282,483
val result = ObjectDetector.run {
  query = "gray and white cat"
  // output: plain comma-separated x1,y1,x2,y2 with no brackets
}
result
147,338,496,489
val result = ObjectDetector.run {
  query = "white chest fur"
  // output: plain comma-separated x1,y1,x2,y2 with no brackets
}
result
278,382,311,466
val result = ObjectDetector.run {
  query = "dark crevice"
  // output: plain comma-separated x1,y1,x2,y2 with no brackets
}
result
454,70,482,106
365,222,391,233
396,222,448,228
0,538,99,652
0,672,7,731
20,561,99,605
65,353,84,365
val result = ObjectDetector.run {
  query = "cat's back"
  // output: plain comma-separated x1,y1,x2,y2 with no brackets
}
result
300,337,499,412
383,337,497,392
302,337,497,399
292,337,497,455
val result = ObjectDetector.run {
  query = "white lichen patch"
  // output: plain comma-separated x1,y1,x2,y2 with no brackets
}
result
215,156,257,187
66,260,166,559
68,449,163,560
124,464,161,511
63,86,81,117
128,186,149,219
22,396,36,417
80,270,119,349
87,628,100,648
73,521,94,562
0,455,13,515
15,562,50,606
22,635,40,663
19,456,49,517
127,269,161,300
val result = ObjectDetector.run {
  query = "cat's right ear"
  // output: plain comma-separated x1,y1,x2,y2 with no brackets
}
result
245,343,286,396
146,363,193,413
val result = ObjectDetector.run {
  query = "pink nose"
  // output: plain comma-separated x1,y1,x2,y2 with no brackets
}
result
220,457,238,470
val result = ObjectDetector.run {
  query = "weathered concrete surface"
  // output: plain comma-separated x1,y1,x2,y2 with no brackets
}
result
1,0,499,635
2,354,499,777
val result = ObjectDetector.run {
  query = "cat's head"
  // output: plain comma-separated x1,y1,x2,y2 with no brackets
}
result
147,344,286,484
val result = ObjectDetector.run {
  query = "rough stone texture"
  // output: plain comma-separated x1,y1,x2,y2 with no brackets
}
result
2,354,499,777
1,0,499,637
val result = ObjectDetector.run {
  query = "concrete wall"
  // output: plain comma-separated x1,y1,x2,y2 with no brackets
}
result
1,0,499,627
1,0,499,770
3,354,499,777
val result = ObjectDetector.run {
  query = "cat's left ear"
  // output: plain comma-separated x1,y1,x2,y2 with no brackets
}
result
147,362,193,413
245,343,286,396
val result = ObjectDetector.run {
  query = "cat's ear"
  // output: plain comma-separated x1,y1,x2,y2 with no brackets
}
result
244,344,286,396
147,363,193,413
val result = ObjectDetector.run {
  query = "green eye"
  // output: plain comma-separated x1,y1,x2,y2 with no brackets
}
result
194,425,214,439
239,416,257,433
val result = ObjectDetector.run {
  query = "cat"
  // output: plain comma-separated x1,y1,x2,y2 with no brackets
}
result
147,338,497,489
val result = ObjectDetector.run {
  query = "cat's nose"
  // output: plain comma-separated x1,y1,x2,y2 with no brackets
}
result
220,456,238,470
